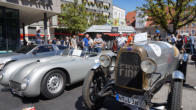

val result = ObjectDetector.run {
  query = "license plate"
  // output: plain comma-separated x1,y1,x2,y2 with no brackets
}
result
116,94,140,107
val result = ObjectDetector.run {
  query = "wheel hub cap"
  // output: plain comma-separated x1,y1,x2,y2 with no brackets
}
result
47,74,63,94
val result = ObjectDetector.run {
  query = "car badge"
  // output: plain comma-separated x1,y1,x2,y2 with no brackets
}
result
127,47,132,51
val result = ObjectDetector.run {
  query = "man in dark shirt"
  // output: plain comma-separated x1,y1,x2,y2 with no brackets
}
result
52,37,57,44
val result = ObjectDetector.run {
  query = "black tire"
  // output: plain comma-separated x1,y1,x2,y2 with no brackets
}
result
41,69,66,99
167,80,183,110
82,70,105,110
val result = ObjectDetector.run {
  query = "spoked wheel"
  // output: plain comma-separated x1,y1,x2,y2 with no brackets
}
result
41,69,66,99
82,70,105,110
167,80,183,110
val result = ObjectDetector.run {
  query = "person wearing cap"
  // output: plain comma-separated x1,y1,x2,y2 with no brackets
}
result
116,32,127,50
154,29,162,41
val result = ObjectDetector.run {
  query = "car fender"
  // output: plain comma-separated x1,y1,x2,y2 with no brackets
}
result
24,63,71,97
172,70,184,80
23,64,60,96
182,53,189,62
92,63,101,70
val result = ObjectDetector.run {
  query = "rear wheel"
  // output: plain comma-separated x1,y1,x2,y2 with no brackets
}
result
82,70,105,110
41,69,66,99
167,80,183,110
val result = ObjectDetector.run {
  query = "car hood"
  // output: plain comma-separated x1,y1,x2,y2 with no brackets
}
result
0,52,25,63
10,56,82,83
0,57,38,86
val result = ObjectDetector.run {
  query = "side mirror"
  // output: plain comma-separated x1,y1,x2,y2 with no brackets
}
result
32,51,37,55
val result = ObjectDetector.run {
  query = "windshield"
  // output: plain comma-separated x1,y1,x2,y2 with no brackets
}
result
15,45,36,53
63,49,84,57
63,49,98,57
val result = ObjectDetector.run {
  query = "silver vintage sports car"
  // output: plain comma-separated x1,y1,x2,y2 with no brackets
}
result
2,49,116,99
0,44,66,71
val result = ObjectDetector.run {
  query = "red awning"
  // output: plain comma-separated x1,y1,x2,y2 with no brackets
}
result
54,33,72,36
103,33,135,37
78,33,84,36
20,34,49,40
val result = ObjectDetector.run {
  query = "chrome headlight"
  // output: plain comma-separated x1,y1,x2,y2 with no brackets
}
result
99,55,111,67
0,64,4,70
0,74,3,80
141,58,157,73
21,77,30,90
109,57,116,72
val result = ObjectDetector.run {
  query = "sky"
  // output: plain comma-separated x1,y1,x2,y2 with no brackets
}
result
113,0,146,13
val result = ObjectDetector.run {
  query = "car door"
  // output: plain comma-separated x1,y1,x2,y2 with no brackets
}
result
77,53,98,77
33,45,56,58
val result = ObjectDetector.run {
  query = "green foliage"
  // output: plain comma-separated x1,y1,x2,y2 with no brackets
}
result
88,13,107,26
58,0,88,34
139,0,196,34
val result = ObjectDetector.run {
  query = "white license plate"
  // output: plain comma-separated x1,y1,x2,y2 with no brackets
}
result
116,94,140,107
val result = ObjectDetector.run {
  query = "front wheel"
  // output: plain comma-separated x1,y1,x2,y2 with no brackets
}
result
41,69,66,99
167,80,183,110
82,70,105,110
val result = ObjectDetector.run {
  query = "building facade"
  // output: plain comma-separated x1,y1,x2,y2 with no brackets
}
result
0,0,61,50
178,23,196,35
112,6,126,26
25,0,113,41
126,10,172,38
126,10,196,38
61,0,113,17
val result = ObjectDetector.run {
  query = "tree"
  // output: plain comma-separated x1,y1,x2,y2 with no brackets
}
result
88,13,108,26
58,0,88,34
139,0,196,34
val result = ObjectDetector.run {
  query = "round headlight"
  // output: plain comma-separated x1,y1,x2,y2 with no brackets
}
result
99,55,111,67
0,64,4,70
21,78,30,90
0,74,3,80
141,58,157,73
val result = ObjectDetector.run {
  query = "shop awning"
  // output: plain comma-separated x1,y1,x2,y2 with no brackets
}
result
103,33,136,37
86,25,136,33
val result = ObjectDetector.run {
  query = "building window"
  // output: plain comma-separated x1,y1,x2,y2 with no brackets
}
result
114,12,117,17
0,7,19,51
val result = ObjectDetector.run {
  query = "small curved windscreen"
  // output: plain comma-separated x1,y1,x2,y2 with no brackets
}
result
63,49,98,57
57,45,67,50
15,45,36,53
63,49,84,57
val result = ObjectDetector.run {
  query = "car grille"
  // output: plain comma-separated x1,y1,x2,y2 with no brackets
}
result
9,80,21,91
116,52,143,90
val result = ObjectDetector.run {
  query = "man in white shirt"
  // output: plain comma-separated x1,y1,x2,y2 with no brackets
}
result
116,32,127,50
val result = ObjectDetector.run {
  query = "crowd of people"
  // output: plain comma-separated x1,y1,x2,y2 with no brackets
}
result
166,33,196,55
32,29,196,55
50,33,105,53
